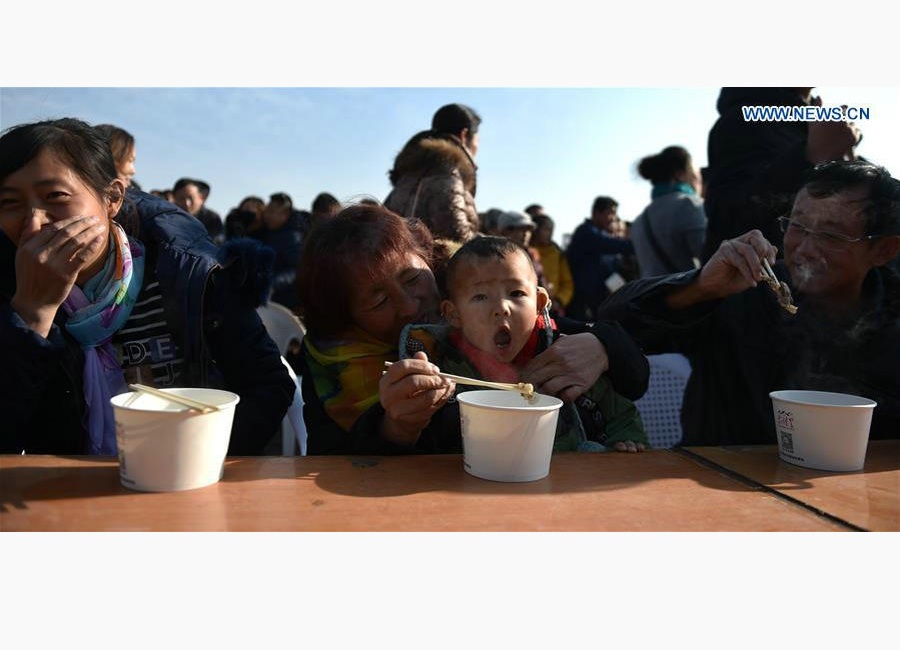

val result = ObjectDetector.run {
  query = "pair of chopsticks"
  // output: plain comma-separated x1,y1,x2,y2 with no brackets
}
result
383,362,535,399
759,258,799,315
128,383,220,413
761,257,779,285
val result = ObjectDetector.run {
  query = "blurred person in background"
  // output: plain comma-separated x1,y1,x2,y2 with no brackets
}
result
225,195,266,240
173,177,224,244
94,124,136,189
524,203,545,218
479,207,503,236
310,191,342,229
497,210,547,291
630,145,707,278
150,189,174,202
256,192,307,310
385,103,482,244
532,214,574,315
566,196,635,320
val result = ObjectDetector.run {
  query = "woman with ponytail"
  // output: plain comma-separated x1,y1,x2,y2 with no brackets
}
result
630,145,707,278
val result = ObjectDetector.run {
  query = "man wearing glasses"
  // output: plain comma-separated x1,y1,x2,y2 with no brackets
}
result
597,160,900,446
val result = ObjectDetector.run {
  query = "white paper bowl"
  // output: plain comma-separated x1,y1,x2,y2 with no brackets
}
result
111,388,240,492
457,389,563,482
769,390,876,472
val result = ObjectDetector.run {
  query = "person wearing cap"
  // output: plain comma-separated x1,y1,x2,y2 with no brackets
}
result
385,103,481,243
496,210,547,293
173,177,224,245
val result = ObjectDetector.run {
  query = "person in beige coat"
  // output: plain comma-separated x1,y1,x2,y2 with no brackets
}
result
385,103,481,244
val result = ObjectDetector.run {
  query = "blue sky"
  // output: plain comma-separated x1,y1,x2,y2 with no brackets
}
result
3,86,896,242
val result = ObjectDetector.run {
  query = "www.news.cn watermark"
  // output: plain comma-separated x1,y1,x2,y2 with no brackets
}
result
742,105,871,122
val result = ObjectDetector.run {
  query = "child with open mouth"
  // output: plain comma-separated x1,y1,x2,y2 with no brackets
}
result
402,236,649,452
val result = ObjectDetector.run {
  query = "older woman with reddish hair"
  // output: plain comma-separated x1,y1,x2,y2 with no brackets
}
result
296,204,650,455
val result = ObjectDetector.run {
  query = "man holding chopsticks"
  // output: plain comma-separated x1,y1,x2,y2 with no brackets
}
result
597,160,900,446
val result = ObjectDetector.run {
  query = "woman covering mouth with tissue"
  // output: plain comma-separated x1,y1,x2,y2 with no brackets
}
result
597,160,900,447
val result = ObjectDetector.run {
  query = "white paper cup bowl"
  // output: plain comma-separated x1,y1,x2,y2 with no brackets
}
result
769,390,876,472
457,389,563,482
111,388,240,492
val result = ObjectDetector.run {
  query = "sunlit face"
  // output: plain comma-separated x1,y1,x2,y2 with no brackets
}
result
442,250,549,364
173,182,204,215
347,252,440,345
0,150,119,281
118,145,136,188
784,187,889,306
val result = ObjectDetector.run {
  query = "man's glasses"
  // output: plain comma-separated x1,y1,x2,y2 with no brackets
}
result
777,216,879,251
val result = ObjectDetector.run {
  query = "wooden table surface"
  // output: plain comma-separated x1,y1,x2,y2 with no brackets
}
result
1,450,851,531
680,440,899,532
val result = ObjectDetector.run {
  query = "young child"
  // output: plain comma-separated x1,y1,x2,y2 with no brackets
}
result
401,236,648,452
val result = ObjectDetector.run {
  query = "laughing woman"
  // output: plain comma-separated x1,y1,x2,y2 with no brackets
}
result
0,118,294,455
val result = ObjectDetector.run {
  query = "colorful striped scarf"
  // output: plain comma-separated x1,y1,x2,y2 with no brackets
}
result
303,328,396,432
62,222,144,454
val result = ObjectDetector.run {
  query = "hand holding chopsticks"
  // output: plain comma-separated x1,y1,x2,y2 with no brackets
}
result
383,362,536,401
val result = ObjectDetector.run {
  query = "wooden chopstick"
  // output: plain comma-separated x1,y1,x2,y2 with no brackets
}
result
383,362,535,398
759,258,799,315
128,383,219,413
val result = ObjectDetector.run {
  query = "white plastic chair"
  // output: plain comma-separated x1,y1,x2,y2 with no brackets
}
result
256,301,306,357
256,302,308,456
633,353,692,449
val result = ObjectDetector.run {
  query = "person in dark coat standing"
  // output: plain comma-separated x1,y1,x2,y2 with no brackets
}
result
255,192,308,311
702,87,862,261
565,196,634,321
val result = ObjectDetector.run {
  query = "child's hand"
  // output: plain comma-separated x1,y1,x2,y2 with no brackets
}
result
612,441,645,453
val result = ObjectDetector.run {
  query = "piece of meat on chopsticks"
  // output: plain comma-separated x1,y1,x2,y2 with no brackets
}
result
761,258,798,315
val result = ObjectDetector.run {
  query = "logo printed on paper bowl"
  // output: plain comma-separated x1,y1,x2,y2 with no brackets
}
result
776,409,794,430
